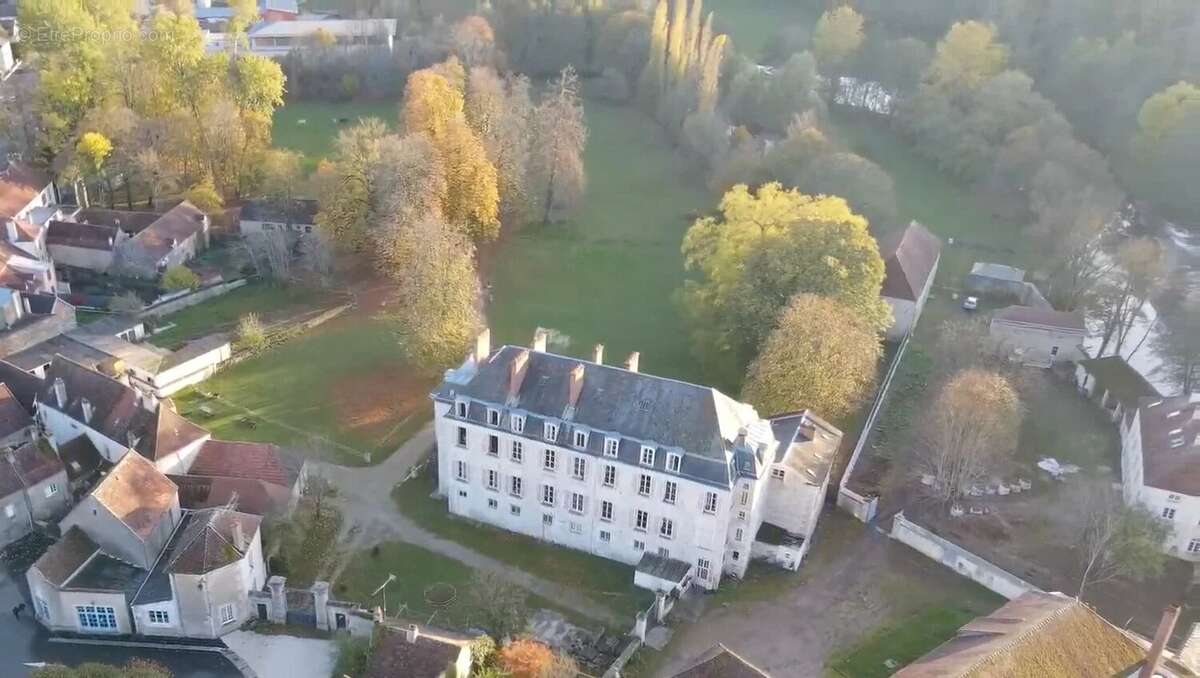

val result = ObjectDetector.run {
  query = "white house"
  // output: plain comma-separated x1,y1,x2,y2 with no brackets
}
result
879,221,941,341
246,19,397,56
430,329,842,593
1121,393,1200,560
990,305,1087,367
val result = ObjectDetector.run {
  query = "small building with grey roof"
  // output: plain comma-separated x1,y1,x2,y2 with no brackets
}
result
879,221,941,340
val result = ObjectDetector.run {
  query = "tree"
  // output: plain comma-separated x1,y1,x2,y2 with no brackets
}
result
439,118,501,240
727,52,823,135
682,183,890,363
227,0,258,40
742,295,881,421
919,369,1021,504
373,133,447,229
530,67,587,224
249,230,295,282
1093,238,1166,358
925,21,1009,91
465,68,533,225
793,152,897,229
1130,82,1200,221
467,570,529,640
108,291,144,315
32,660,170,678
496,638,576,678
183,179,224,213
812,7,864,75
161,265,200,291
638,0,669,106
259,149,305,205
402,69,465,142
1074,486,1170,596
1153,302,1200,394
75,131,115,206
381,216,483,372
453,15,496,67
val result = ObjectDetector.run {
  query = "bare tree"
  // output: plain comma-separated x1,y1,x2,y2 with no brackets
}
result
530,66,587,224
465,67,533,225
1093,238,1166,358
247,231,295,283
466,570,529,640
919,369,1022,503
298,232,336,289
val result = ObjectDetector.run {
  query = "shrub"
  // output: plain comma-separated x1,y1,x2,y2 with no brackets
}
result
108,291,144,315
161,265,200,291
236,313,267,351
332,634,372,678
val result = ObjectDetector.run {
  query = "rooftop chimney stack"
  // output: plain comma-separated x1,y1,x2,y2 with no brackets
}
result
53,378,66,409
624,352,640,373
507,349,530,405
568,363,585,410
404,623,420,644
592,344,604,365
1140,605,1182,678
473,329,491,364
80,398,93,423
532,328,549,353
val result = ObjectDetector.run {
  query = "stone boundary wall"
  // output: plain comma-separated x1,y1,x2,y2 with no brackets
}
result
141,279,248,318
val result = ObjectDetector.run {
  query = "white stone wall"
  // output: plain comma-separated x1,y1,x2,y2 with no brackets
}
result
39,405,130,464
990,323,1086,365
760,463,827,539
1120,410,1200,560
884,298,917,341
890,512,1040,600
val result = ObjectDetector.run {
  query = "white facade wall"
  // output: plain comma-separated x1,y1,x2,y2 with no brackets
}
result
29,571,134,634
760,464,827,539
990,323,1086,365
131,596,183,636
434,401,734,590
1119,410,1200,560
884,298,917,341
47,243,116,272
38,405,132,464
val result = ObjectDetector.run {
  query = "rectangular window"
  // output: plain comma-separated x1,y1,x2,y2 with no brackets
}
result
486,469,499,491
633,539,645,551
737,510,746,521
220,603,236,625
541,485,556,506
543,449,557,471
732,551,740,561
487,498,498,509
6,504,16,518
510,476,523,498
455,401,468,418
76,605,118,631
697,558,711,581
635,509,648,531
1163,507,1177,520
735,527,744,541
666,453,682,473
771,468,786,480
640,446,655,466
45,483,58,497
455,461,468,482
512,441,524,463
543,514,553,525
35,596,50,620
601,500,613,522
658,547,670,558
572,457,586,480
638,474,652,496
663,481,677,505
569,492,585,514
660,518,674,539
599,530,611,543
604,437,619,457
458,490,467,498
603,464,616,487
1189,539,1200,554
512,415,525,434
456,427,468,448
704,492,718,513
487,409,500,426
488,435,499,456
573,430,589,449
739,489,749,506
510,505,521,516
569,521,583,534
544,422,559,441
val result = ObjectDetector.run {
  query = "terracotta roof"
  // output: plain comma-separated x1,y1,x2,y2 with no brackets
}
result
39,355,155,448
992,305,1085,332
0,447,22,496
46,219,119,251
879,221,941,302
0,359,44,411
0,162,50,220
72,207,161,232
171,474,289,516
134,405,209,463
9,440,64,487
122,200,207,261
164,508,260,575
188,439,301,488
365,627,467,678
672,644,770,677
893,592,1145,677
0,382,31,438
1136,394,1200,496
33,526,98,587
91,453,178,541
13,219,42,242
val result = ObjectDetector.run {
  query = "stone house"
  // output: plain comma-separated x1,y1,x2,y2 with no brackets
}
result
174,439,307,515
238,198,318,237
45,219,128,272
879,221,941,341
431,329,842,593
0,159,63,294
989,305,1087,366
0,441,69,547
110,201,210,279
0,381,35,448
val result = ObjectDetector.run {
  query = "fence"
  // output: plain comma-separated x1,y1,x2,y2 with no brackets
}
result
140,279,248,317
837,332,912,523
890,512,1041,600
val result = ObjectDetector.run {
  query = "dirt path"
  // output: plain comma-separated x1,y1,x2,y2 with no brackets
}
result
315,425,625,627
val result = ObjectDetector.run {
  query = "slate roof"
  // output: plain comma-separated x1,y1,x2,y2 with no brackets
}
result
46,220,119,251
893,592,1145,677
64,552,148,598
671,644,770,678
1080,356,1160,412
0,359,45,411
433,345,768,488
365,627,467,678
71,207,161,232
636,552,692,582
38,355,155,448
0,162,50,220
879,221,941,302
134,405,209,464
0,382,32,438
171,474,288,516
240,198,318,225
7,336,112,373
33,526,99,587
1135,393,1200,496
0,446,23,496
969,262,1025,282
187,440,303,488
91,453,177,541
991,305,1085,332
162,508,260,576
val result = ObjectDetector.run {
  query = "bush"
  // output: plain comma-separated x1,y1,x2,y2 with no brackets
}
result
108,291,144,315
332,634,372,678
161,266,200,292
236,313,267,351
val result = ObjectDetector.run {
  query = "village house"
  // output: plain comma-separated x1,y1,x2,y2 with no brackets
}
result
1120,392,1200,560
878,221,941,341
0,157,62,294
108,201,211,279
0,441,70,547
1076,355,1161,425
172,439,308,515
365,624,473,678
238,198,318,237
989,305,1087,367
431,329,842,593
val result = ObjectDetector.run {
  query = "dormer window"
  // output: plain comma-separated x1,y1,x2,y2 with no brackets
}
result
1171,438,1186,449
544,422,559,442
1170,427,1184,436
487,409,500,426
604,437,619,457
455,400,468,418
512,415,525,434
573,429,589,449
666,453,682,473
640,446,655,467
771,468,786,480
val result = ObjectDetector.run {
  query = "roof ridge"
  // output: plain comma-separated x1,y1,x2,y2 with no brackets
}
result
497,344,727,397
961,596,1084,675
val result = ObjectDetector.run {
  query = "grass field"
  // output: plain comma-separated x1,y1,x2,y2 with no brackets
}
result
393,463,655,622
826,604,989,678
147,283,324,350
487,102,712,388
272,100,398,168
706,0,817,61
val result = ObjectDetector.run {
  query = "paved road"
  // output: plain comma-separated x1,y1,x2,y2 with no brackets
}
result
0,567,241,677
317,424,625,627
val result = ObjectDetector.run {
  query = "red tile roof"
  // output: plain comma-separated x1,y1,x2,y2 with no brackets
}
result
879,221,941,302
91,453,178,540
34,526,98,587
135,405,209,463
188,439,299,487
1137,394,1200,496
365,627,468,678
0,162,50,220
0,382,32,438
171,474,289,516
672,644,770,677
10,440,64,487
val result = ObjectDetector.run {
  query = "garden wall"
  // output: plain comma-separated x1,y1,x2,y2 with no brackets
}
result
890,512,1041,600
141,279,248,318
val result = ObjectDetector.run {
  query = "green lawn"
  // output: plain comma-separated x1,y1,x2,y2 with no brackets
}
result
272,100,399,168
487,101,713,388
706,0,817,61
147,283,324,350
826,604,989,678
393,463,655,622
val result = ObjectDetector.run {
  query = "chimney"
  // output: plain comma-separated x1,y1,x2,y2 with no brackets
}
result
1140,605,1182,678
532,328,549,353
5,220,16,243
53,378,66,408
507,349,530,405
592,344,604,364
624,352,640,373
568,363,585,410
473,329,491,364
231,518,245,551
404,623,420,644
80,398,93,423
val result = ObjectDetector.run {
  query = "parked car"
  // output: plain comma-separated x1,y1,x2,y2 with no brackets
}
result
962,296,979,311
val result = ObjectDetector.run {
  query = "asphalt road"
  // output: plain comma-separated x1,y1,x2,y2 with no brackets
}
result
0,567,242,677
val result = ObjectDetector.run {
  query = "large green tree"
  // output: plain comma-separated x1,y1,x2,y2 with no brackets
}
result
812,6,865,75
